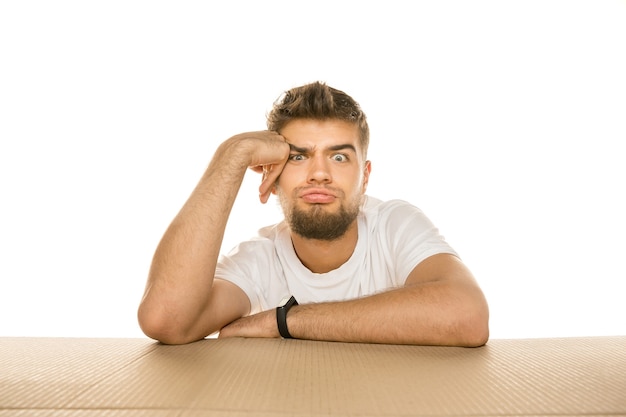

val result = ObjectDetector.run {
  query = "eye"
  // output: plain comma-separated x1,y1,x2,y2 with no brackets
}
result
331,153,348,162
288,154,306,162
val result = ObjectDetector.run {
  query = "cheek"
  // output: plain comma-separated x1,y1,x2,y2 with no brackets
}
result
354,170,368,190
359,165,371,192
274,174,294,196
361,172,369,192
276,164,302,187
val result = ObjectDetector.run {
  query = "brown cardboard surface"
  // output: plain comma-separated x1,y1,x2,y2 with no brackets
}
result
1,336,625,416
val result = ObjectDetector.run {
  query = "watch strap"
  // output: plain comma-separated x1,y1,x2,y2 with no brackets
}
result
276,296,298,339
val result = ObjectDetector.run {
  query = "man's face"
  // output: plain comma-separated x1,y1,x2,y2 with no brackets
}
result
274,119,371,240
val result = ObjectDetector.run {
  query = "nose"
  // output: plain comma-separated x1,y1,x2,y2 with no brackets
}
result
307,155,332,184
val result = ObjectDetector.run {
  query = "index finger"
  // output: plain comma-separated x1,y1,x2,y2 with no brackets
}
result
259,162,286,204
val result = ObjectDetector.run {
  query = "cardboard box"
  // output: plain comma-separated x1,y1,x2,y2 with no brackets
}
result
1,336,625,416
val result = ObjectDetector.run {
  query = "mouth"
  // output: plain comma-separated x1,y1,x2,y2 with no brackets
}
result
299,188,337,204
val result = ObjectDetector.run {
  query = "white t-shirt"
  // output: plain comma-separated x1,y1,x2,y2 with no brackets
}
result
215,196,457,314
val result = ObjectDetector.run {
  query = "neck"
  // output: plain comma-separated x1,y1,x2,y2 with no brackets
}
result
290,220,359,274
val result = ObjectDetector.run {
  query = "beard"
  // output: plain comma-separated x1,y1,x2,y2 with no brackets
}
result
279,189,363,241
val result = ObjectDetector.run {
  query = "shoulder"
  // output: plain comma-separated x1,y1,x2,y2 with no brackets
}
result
223,221,287,258
361,196,444,243
362,196,428,223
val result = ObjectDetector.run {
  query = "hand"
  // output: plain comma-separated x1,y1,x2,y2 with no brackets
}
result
231,130,289,204
253,163,285,204
218,309,280,339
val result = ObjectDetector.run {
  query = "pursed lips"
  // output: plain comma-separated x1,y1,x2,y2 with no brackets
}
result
298,188,338,204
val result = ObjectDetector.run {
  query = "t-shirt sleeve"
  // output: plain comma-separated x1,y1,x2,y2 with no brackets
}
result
379,200,458,284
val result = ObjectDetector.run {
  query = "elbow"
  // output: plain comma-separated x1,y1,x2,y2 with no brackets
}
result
137,303,201,345
461,320,489,348
448,284,490,347
457,303,490,347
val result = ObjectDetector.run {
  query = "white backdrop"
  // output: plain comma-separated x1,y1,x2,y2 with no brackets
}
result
1,1,625,340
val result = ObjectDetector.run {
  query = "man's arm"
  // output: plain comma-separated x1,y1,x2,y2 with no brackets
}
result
219,253,489,347
137,131,289,345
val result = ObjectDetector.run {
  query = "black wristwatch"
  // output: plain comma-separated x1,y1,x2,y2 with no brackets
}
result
276,296,298,339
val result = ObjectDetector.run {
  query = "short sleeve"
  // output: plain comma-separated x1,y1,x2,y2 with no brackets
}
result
376,200,458,283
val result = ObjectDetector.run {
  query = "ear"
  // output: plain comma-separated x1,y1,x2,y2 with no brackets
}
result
361,160,372,193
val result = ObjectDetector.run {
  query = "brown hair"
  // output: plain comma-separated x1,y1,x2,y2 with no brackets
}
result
267,81,369,157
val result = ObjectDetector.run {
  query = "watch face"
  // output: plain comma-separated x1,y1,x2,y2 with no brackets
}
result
278,296,292,308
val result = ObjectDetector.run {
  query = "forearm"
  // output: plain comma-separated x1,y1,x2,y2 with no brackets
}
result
138,132,289,343
138,139,249,340
287,281,489,346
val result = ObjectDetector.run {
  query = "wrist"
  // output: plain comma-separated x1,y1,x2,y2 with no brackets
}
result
276,296,298,339
216,135,256,170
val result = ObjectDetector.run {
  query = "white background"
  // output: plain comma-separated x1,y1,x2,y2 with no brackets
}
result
1,1,625,340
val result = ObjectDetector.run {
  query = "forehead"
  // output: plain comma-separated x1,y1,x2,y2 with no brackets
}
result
280,119,361,150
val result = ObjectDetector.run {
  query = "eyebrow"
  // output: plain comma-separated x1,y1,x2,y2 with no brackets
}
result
288,143,357,154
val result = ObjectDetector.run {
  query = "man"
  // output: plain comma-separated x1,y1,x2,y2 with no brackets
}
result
138,82,489,346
